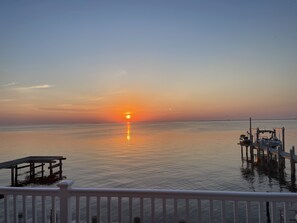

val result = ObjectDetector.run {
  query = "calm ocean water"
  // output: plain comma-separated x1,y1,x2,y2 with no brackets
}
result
1,120,297,192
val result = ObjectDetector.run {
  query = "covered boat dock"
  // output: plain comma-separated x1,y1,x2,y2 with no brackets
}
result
0,156,66,186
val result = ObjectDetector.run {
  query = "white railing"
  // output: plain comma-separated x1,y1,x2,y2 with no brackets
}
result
1,180,297,223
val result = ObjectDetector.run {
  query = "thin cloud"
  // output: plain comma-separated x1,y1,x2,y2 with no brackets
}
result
39,106,96,113
16,84,55,90
0,99,15,102
106,90,126,96
2,82,17,87
88,97,104,101
113,69,128,78
119,69,127,76
26,84,54,89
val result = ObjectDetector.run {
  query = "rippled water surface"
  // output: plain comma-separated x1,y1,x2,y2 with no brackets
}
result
1,120,297,192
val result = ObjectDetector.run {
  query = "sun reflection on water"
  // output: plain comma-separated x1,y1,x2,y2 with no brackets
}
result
126,122,131,141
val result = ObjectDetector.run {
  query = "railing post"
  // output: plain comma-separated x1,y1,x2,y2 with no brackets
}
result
57,180,74,223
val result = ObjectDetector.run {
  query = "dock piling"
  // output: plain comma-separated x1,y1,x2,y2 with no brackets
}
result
277,146,282,171
11,167,14,186
290,146,296,179
282,127,285,152
15,165,18,186
250,146,254,163
241,145,243,160
59,159,63,179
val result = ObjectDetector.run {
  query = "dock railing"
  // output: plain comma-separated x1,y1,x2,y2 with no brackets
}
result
1,180,297,223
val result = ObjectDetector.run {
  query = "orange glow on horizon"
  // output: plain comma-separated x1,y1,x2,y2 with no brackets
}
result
0,89,256,124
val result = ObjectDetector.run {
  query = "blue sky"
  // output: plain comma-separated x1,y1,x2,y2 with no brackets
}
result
0,0,297,124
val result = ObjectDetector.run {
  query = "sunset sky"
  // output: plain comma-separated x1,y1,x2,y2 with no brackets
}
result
0,1,297,124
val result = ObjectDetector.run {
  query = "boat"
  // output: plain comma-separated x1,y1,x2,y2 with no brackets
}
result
256,129,282,148
258,136,281,148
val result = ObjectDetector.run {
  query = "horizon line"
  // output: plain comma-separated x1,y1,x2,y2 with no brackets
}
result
0,117,296,126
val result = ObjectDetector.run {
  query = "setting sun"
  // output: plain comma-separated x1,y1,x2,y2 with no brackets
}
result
125,112,131,120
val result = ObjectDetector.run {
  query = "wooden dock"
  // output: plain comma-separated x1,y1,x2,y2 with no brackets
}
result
0,156,66,186
239,118,297,184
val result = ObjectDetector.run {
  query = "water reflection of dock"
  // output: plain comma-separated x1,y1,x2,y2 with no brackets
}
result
239,118,297,191
0,156,66,186
241,160,297,192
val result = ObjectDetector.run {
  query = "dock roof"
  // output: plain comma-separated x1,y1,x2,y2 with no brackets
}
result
0,156,66,169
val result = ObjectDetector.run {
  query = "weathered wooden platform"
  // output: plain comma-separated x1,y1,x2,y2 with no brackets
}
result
0,156,66,186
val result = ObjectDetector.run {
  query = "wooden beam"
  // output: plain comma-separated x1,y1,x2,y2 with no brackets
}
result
48,163,62,169
41,163,44,178
59,159,63,179
11,167,14,186
49,162,53,175
17,164,31,170
15,165,18,186
33,163,45,169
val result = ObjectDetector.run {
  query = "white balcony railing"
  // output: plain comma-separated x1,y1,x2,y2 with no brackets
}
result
1,180,297,223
